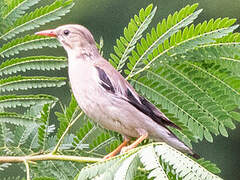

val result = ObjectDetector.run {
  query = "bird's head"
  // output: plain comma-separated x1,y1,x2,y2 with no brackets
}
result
35,24,99,58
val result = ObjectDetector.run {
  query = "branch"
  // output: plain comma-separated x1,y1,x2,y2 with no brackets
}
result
0,154,101,163
23,159,30,180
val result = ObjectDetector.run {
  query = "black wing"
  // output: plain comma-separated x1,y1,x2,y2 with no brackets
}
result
95,66,115,93
125,88,181,129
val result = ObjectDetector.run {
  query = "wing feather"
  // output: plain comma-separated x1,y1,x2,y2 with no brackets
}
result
94,59,180,129
125,88,181,129
95,66,115,93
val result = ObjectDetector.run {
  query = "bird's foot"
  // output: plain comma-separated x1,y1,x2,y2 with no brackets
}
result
120,146,132,154
103,153,113,160
102,139,129,160
121,133,148,154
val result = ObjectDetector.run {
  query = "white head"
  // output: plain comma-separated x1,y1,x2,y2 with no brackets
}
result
35,24,100,59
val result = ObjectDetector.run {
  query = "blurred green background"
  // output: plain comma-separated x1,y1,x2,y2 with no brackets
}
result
29,0,240,179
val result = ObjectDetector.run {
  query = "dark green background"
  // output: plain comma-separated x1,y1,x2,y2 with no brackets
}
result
32,0,240,179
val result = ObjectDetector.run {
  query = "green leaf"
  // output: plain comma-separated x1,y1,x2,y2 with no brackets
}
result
76,143,222,180
114,153,139,180
110,4,157,71
127,4,202,78
89,131,116,153
2,0,40,25
0,94,57,108
0,112,38,126
72,118,95,149
0,35,60,58
38,104,50,149
169,25,238,55
33,177,56,180
218,123,228,137
230,111,240,122
0,0,7,33
204,129,213,142
56,94,78,140
197,158,221,174
1,0,74,40
0,56,67,76
132,77,215,142
155,143,222,179
2,176,22,180
11,125,38,148
77,149,139,180
0,163,11,171
0,75,66,92
139,145,168,179
144,9,202,58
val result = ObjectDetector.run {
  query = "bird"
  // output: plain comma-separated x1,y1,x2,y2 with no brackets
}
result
35,24,199,159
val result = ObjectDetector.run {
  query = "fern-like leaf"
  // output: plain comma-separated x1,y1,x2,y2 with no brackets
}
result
143,19,239,69
0,75,66,92
0,56,67,76
32,161,81,180
139,145,168,179
0,124,13,149
114,153,140,180
76,143,222,180
109,4,157,71
155,144,222,179
0,112,38,126
72,118,95,149
0,163,11,171
11,125,38,149
38,104,51,149
131,77,208,142
0,35,60,58
1,0,74,40
197,158,221,174
0,94,57,108
2,0,40,26
55,95,78,140
142,63,237,141
127,16,240,142
126,4,201,77
77,148,139,180
89,131,117,154
0,0,7,34
2,176,22,180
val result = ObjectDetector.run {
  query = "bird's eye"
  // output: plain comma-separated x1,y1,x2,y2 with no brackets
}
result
63,30,70,36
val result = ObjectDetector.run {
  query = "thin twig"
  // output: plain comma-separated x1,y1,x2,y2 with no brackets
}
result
0,154,101,163
23,159,30,180
52,111,83,154
58,100,66,114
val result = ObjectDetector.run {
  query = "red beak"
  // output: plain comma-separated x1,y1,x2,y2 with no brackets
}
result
35,29,57,37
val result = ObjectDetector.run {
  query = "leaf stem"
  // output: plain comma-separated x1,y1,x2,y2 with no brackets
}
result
0,154,101,163
52,111,83,154
23,159,30,180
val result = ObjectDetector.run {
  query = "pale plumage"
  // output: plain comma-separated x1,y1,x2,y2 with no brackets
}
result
35,24,199,159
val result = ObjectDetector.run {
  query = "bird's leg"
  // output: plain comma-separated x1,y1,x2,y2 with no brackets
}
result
121,133,148,154
103,138,129,160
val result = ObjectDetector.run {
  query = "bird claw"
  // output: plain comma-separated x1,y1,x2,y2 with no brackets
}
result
120,146,131,154
103,154,112,160
103,147,130,160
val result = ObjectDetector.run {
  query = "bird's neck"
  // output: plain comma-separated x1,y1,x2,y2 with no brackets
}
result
66,45,100,60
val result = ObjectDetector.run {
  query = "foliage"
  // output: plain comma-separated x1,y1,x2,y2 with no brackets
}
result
109,4,157,71
0,1,240,180
77,143,221,180
0,0,72,129
0,0,74,178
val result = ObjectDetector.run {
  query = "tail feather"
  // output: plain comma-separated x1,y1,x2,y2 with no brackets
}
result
189,151,200,159
154,125,200,159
